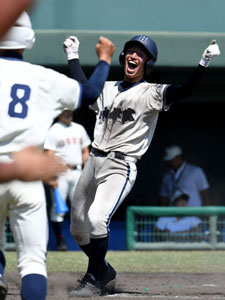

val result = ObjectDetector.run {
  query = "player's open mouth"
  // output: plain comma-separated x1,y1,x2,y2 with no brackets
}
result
127,60,138,72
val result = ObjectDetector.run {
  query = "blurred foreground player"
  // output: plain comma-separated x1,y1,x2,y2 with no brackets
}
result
0,12,115,300
0,1,69,183
63,35,220,298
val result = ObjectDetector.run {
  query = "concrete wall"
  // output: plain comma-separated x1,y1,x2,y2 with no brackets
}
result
24,1,225,67
30,0,225,33
24,30,225,68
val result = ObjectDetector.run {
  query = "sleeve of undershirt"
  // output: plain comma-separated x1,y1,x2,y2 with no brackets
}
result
68,59,109,105
69,59,87,83
165,65,206,105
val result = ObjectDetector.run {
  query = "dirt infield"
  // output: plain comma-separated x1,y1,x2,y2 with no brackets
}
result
4,271,225,299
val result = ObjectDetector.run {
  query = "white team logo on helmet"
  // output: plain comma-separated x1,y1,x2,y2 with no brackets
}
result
0,11,35,50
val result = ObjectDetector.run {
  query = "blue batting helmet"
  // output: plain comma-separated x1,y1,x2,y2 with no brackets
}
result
119,35,158,75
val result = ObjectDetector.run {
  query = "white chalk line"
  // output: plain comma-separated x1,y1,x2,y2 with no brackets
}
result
106,294,225,299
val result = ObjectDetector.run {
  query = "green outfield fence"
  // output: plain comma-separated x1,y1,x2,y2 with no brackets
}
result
126,206,225,250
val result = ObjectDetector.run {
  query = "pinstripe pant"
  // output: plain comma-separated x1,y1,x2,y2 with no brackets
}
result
70,153,137,245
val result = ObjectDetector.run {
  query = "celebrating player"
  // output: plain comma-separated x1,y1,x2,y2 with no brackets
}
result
63,35,220,297
0,12,115,300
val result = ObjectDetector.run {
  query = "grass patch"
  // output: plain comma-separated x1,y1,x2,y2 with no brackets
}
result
4,250,225,273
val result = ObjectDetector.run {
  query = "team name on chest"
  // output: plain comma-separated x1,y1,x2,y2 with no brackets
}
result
99,106,135,124
58,137,82,147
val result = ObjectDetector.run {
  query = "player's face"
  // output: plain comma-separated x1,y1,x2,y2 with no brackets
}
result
167,155,183,170
58,110,73,126
124,45,149,83
174,198,188,207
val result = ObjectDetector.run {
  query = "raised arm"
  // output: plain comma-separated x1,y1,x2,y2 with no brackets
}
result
63,36,115,104
63,36,87,82
165,40,220,105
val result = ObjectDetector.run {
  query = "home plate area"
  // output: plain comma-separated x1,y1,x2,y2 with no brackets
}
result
4,271,225,300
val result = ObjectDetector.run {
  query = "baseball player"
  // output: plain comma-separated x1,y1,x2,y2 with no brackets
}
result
63,35,220,297
0,12,115,300
44,109,91,251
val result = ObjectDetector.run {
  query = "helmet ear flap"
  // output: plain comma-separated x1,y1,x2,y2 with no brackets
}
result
119,51,125,66
146,59,155,75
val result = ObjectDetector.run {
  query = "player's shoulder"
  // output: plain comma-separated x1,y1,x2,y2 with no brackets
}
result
104,81,122,88
144,82,169,91
185,163,206,177
29,63,60,76
48,121,64,131
23,62,72,83
186,163,203,171
71,122,86,130
0,58,49,77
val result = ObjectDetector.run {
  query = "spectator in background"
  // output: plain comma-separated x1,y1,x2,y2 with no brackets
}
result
44,110,91,251
159,145,210,207
155,189,202,241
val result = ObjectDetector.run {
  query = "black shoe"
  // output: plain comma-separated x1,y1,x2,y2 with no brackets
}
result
0,276,8,300
57,236,67,251
100,264,116,295
68,273,101,298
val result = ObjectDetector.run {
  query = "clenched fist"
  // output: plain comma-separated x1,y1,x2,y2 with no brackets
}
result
199,40,220,68
96,36,115,64
63,36,80,60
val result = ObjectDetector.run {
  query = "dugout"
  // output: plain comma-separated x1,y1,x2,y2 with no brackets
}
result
26,0,225,217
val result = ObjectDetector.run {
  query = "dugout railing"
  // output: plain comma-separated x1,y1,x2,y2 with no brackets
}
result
126,206,225,250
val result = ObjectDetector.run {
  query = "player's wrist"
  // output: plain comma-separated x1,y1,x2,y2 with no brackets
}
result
98,55,111,65
200,40,220,68
199,57,211,68
67,52,79,60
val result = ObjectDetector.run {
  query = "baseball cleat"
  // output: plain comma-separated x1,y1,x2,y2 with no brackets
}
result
0,276,8,300
68,273,101,298
100,263,117,295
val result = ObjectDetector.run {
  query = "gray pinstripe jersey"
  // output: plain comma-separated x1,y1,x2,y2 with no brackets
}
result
91,80,170,159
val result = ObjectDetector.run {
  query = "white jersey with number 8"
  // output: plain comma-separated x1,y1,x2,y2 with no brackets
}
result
0,57,81,154
0,55,81,280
